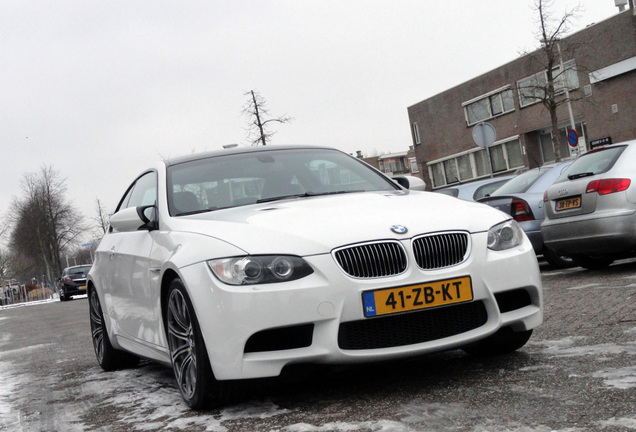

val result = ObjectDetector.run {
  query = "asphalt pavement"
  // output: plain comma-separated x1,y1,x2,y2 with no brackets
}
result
1,260,635,431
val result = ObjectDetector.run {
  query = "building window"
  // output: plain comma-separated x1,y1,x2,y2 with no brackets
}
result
430,163,445,188
408,157,419,173
505,139,524,168
412,122,421,145
427,137,524,188
379,156,409,175
518,60,579,108
463,86,515,126
539,122,587,163
552,60,579,95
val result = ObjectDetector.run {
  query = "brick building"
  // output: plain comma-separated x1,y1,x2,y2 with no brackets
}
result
356,147,420,178
407,6,636,190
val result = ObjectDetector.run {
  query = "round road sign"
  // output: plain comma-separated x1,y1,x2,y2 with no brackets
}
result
472,122,496,148
567,129,579,147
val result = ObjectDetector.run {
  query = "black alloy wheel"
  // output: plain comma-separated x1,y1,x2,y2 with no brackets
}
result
542,248,574,269
166,278,231,409
89,287,139,371
462,328,533,357
570,254,615,270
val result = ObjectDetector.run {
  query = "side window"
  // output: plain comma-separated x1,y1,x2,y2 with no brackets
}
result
117,171,157,211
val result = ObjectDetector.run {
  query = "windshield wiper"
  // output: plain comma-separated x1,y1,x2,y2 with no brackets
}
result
306,190,365,197
256,193,311,204
256,190,365,204
175,208,215,216
568,172,595,180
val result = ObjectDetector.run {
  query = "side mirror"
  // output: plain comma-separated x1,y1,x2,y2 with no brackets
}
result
109,205,158,232
393,175,427,191
138,205,158,231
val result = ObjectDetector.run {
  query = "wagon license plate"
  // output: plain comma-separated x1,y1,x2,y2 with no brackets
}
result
362,276,473,317
555,196,581,211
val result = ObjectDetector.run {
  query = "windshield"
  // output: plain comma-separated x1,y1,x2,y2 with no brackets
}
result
166,148,400,216
67,266,91,276
555,145,626,183
490,168,547,195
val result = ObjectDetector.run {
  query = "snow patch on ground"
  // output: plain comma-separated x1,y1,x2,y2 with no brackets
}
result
592,366,636,390
597,417,636,429
72,366,293,431
0,298,60,311
281,420,413,432
529,337,636,358
0,361,18,424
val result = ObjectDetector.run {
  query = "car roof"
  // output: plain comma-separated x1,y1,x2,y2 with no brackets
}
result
63,265,92,271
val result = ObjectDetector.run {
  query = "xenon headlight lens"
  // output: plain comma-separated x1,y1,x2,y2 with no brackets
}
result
207,255,313,285
487,219,524,251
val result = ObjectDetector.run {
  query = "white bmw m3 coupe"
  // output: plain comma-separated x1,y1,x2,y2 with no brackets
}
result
87,145,542,409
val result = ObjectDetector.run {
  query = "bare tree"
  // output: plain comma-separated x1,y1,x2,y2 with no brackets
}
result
92,198,110,236
518,0,582,162
8,165,87,284
241,90,292,146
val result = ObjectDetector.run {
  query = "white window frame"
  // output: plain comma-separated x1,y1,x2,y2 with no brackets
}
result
412,122,421,145
427,136,523,189
518,60,579,108
462,85,515,126
408,157,419,173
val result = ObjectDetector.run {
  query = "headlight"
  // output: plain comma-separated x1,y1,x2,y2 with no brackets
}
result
207,255,314,285
487,219,524,251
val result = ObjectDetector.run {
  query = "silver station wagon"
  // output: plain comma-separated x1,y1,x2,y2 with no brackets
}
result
541,140,636,269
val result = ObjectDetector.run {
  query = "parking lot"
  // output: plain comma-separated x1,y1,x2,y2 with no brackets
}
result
1,260,635,432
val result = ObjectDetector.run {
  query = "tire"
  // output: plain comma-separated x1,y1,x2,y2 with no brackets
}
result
165,278,232,409
462,328,533,357
542,248,574,269
59,291,66,301
570,254,615,270
89,287,140,371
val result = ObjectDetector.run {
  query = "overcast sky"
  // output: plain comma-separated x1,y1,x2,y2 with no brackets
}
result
0,0,621,241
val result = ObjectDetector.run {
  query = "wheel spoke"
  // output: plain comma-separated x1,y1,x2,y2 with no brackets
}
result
167,286,201,400
168,292,190,332
89,294,102,326
89,290,105,362
176,352,196,398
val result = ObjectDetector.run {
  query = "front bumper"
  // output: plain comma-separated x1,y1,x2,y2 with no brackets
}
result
519,220,544,253
181,231,542,380
541,209,636,255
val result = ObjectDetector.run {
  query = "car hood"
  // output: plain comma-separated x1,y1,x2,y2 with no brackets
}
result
166,191,508,256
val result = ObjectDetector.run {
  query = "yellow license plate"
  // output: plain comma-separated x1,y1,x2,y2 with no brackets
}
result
363,276,473,317
80,285,87,290
556,196,581,211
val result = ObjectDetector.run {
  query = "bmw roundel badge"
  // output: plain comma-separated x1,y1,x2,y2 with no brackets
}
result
390,225,408,234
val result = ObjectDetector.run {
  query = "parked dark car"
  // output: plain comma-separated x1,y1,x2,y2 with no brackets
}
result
542,140,636,269
59,265,91,301
478,162,573,268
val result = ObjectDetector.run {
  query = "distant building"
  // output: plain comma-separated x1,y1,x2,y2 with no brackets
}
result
407,8,636,190
356,147,421,178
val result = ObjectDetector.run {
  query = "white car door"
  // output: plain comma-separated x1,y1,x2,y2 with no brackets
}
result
105,171,164,348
